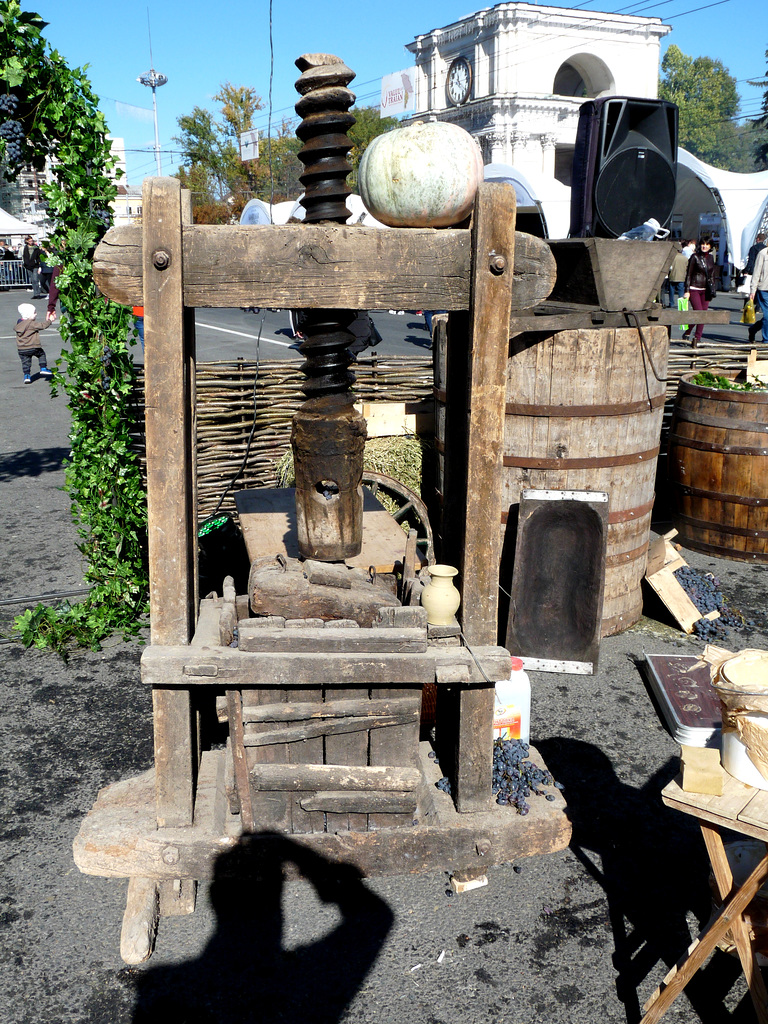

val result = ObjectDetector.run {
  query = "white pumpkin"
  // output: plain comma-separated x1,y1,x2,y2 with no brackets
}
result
358,121,484,228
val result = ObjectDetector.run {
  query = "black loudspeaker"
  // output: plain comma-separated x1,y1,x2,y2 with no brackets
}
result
569,96,678,238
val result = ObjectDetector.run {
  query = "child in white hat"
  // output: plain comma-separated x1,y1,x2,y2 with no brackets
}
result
14,302,53,384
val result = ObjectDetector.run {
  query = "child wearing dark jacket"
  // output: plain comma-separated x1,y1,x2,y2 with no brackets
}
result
15,302,53,383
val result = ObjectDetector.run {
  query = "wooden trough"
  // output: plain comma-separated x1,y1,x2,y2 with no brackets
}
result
74,177,575,964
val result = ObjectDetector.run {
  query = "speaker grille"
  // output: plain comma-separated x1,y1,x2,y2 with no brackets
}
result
594,147,677,237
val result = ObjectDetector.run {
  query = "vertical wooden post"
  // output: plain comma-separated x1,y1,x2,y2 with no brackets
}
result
446,182,516,812
142,177,198,827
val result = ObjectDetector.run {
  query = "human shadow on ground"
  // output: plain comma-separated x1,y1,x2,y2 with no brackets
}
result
0,446,69,482
132,832,394,1024
536,736,757,1024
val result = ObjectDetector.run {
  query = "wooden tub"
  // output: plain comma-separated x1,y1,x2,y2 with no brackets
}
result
668,373,768,562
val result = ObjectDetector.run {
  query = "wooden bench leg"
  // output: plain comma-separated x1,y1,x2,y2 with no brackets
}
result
120,877,159,965
640,844,768,1024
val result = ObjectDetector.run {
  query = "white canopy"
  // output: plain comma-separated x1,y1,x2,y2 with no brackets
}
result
676,150,768,267
0,206,39,238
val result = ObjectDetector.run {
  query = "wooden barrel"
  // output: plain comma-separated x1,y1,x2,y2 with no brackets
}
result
502,326,669,636
668,374,768,562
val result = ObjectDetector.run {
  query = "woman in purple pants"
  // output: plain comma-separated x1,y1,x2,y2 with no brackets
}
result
682,236,716,347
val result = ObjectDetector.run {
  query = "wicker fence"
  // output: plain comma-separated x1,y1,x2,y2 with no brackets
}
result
127,337,754,520
130,354,435,518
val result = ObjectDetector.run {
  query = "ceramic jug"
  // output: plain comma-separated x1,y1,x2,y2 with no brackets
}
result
420,564,460,625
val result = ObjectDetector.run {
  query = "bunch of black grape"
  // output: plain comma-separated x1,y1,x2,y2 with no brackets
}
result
673,565,751,641
0,94,24,168
491,738,563,814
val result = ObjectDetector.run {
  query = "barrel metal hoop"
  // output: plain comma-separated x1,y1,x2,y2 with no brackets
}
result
608,498,655,524
673,408,768,435
506,395,666,417
675,513,768,540
669,433,768,457
504,446,660,470
604,540,649,567
671,482,768,507
675,535,768,562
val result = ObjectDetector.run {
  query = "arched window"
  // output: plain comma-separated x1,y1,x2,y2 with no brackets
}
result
553,55,615,98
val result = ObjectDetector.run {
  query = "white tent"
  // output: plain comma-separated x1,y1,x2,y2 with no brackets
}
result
483,163,571,238
0,206,39,238
675,150,768,267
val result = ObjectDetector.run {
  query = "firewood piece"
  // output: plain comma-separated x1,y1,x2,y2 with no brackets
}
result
374,605,428,628
239,616,286,629
302,559,353,589
243,709,419,747
325,619,360,629
285,618,326,628
248,554,399,626
237,625,427,654
250,764,421,792
299,791,417,814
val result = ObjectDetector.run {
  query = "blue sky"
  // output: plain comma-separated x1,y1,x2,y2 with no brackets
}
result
25,0,767,185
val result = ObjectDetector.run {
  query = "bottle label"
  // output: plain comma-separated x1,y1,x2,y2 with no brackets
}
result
493,704,522,740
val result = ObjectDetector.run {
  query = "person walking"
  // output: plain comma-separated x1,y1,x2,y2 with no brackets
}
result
749,244,768,343
22,235,43,298
14,302,53,383
682,235,716,347
667,243,688,309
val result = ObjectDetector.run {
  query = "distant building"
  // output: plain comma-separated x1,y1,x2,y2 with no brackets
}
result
404,2,670,186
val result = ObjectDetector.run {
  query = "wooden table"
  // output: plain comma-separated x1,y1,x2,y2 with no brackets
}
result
640,772,768,1023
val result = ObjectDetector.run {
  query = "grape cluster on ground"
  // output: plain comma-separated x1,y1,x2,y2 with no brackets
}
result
674,564,754,641
435,738,563,815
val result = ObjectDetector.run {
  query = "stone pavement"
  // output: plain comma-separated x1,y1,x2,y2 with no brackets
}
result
1,283,768,1024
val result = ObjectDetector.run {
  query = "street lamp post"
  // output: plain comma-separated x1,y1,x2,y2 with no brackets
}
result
137,67,168,176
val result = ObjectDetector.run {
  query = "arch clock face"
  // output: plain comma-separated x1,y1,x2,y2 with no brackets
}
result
447,56,472,106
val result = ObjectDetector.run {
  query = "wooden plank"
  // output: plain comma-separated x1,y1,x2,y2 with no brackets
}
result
369,684,421,829
92,220,555,312
242,709,419,746
237,625,427,654
450,182,517,813
299,791,418,814
241,696,421,723
141,643,511,687
120,877,159,965
645,564,702,633
236,487,409,573
142,178,197,830
225,690,255,832
249,763,422,792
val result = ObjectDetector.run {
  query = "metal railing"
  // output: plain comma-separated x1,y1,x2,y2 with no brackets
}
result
0,260,32,289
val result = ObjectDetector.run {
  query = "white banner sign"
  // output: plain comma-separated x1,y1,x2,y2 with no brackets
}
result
380,69,416,116
239,130,259,162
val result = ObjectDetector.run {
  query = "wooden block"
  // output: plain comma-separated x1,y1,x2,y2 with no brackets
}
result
354,400,434,438
237,625,427,654
681,745,724,795
250,764,422,792
645,564,703,633
450,874,489,893
298,791,417,815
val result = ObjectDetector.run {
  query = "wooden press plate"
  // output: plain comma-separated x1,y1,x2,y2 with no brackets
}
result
235,487,419,573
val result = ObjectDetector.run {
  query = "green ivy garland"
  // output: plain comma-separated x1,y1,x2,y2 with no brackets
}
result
1,2,148,651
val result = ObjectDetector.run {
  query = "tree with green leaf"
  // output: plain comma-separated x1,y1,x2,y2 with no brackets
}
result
750,49,768,169
0,0,147,652
659,44,756,171
173,82,262,218
348,106,399,189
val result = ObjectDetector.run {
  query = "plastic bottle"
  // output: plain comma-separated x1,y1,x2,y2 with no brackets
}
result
493,657,531,744
618,217,670,241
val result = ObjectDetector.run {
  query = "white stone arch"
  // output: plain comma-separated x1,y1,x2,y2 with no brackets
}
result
552,53,615,99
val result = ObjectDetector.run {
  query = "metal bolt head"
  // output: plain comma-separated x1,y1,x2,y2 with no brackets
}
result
161,845,179,865
153,249,171,271
489,254,507,275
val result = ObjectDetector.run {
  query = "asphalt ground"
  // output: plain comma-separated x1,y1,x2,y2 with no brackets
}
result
1,284,768,1024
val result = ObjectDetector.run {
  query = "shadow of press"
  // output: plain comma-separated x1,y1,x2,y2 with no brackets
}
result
132,832,394,1024
536,736,756,1024
0,446,69,482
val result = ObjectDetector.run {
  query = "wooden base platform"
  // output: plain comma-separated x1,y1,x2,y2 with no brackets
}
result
74,744,571,883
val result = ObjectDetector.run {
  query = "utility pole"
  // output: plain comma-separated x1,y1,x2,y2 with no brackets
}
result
137,12,167,176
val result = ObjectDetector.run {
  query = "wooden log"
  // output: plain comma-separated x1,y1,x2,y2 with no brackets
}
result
299,791,418,815
241,696,420,723
237,625,427,654
120,877,159,965
250,763,422,792
93,220,555,312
